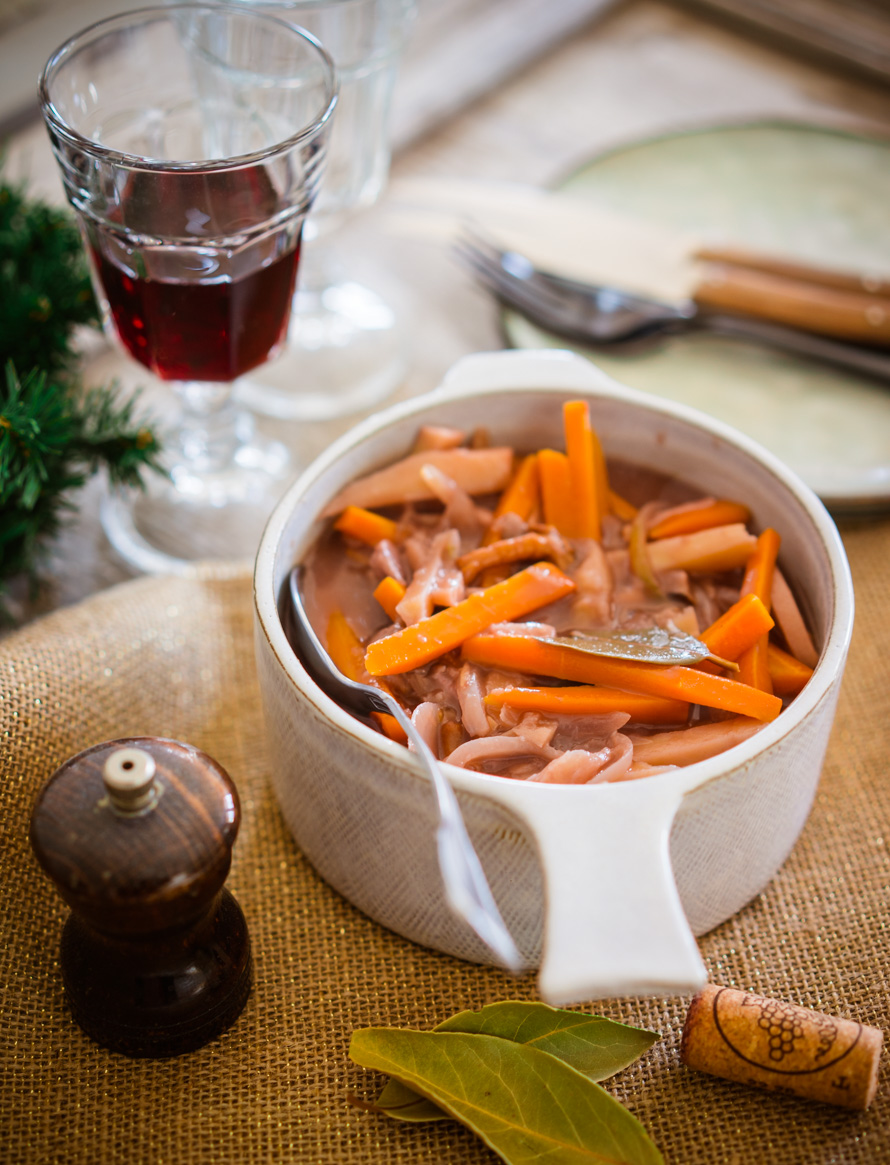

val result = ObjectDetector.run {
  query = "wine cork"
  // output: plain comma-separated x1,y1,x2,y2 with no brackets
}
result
681,984,883,1110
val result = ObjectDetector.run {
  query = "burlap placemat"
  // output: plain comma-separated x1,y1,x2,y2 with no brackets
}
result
2,521,889,1165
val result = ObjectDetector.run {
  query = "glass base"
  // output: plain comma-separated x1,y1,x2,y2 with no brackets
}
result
101,430,292,576
238,276,406,421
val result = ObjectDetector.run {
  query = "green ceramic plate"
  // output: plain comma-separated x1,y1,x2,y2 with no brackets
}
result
503,121,890,511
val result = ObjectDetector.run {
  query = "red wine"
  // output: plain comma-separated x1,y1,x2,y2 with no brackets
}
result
92,238,301,382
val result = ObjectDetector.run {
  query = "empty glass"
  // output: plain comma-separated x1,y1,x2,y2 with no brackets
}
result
39,4,336,574
233,0,417,422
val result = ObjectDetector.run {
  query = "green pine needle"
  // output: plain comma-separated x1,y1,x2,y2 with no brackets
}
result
0,180,98,377
0,175,164,597
0,363,165,581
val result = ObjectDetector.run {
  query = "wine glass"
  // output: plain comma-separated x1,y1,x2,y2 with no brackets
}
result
39,4,337,574
232,0,417,422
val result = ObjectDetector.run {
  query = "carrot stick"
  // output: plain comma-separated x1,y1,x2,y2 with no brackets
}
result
457,531,569,583
736,528,782,694
461,634,783,721
767,643,814,697
628,717,764,765
646,523,757,573
484,685,689,724
326,611,366,682
322,447,513,516
478,453,543,581
364,562,576,676
373,576,406,622
608,488,637,521
590,424,610,521
737,642,773,693
537,449,574,535
563,400,600,539
440,719,465,756
648,498,751,540
333,504,398,547
741,527,781,605
700,593,775,661
371,710,409,745
487,453,539,531
771,568,819,668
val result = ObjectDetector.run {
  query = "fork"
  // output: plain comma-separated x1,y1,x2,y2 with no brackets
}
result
456,235,890,383
286,568,523,973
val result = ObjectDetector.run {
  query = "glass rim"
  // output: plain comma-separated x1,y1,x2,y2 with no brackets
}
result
38,2,338,174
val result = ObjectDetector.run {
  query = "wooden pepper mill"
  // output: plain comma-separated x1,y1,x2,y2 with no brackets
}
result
29,736,252,1058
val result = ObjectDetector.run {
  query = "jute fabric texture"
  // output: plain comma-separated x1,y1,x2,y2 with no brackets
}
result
1,520,888,1165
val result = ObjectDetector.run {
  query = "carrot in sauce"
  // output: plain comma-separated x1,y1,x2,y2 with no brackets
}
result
373,576,407,623
700,592,775,662
648,498,752,540
364,562,576,677
537,448,575,536
484,685,689,724
484,453,540,537
767,642,814,697
326,611,366,682
737,528,781,693
334,505,398,547
563,400,601,540
462,633,783,722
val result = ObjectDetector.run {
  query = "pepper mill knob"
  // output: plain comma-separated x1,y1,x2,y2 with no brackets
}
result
30,737,252,1058
102,746,158,812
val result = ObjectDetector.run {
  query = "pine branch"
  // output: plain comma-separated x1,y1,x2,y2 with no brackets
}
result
0,180,98,377
0,174,165,601
0,364,165,581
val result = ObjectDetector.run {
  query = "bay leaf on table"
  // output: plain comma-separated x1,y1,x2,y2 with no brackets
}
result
350,1028,664,1165
437,1001,659,1074
375,1001,658,1121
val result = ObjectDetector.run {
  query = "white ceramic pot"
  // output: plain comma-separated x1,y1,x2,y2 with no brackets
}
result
254,349,854,1004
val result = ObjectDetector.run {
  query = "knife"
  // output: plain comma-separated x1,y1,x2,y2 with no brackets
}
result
388,178,890,346
692,258,890,347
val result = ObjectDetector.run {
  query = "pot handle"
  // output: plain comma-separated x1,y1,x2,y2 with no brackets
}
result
481,777,707,1004
439,348,622,395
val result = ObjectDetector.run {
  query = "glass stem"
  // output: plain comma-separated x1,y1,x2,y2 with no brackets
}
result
172,381,247,474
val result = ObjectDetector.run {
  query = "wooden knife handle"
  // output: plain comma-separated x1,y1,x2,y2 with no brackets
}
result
693,264,890,347
694,246,890,299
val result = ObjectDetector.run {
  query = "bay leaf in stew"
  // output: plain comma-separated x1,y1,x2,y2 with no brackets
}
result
561,626,715,666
